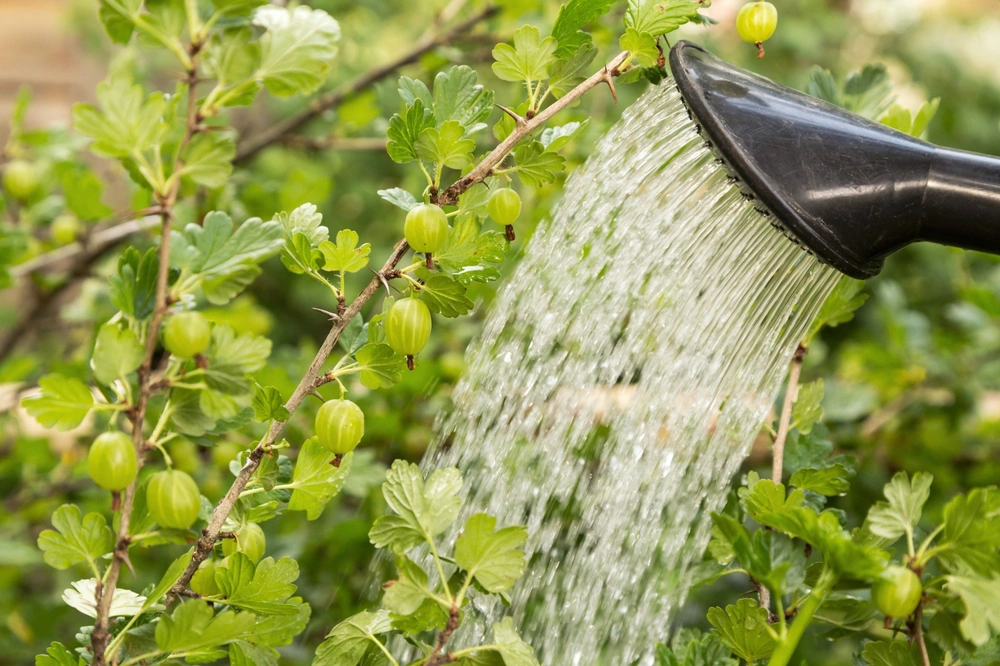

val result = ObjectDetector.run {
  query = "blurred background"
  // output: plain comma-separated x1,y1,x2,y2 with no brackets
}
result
0,0,999,663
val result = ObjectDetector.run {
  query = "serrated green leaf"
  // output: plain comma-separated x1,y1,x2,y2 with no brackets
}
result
790,464,853,496
880,104,914,135
656,629,736,666
865,471,933,543
355,343,406,390
492,25,558,84
177,132,235,188
843,64,894,120
35,642,79,666
110,247,158,320
171,211,284,305
911,98,940,137
253,6,341,97
748,530,806,599
202,324,272,395
624,0,703,37
387,99,435,164
551,0,615,58
454,513,527,593
369,461,463,553
73,73,167,159
97,0,142,44
548,43,598,99
432,66,494,130
377,188,420,212
791,379,824,434
155,600,257,659
937,487,1000,576
620,28,659,68
805,67,842,106
37,505,113,572
314,610,393,666
92,323,144,385
252,384,289,422
492,617,540,666
383,556,431,616
22,375,95,431
419,275,474,318
435,214,508,284
339,316,368,355
513,142,566,187
320,229,371,274
398,76,432,108
804,276,868,344
861,640,918,666
540,120,587,152
59,167,113,220
390,596,449,635
287,439,352,520
707,599,775,663
416,120,476,170
229,640,278,666
248,597,311,647
215,554,301,615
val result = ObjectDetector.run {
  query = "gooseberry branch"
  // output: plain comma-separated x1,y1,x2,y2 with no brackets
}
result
170,48,634,596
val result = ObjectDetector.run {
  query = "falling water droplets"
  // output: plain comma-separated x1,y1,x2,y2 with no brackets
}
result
409,81,839,666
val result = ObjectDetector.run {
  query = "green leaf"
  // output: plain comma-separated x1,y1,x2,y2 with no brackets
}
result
620,28,659,68
540,120,588,152
253,6,341,97
252,384,289,422
155,601,257,660
355,343,406,390
861,640,918,666
73,73,167,159
513,142,566,187
369,461,463,553
387,99,435,164
229,640,278,666
747,530,806,598
551,0,615,58
339,316,368,355
177,132,235,189
247,597,311,648
454,513,528,593
804,276,868,344
548,43,598,99
790,464,852,496
707,599,775,663
171,211,284,305
382,556,431,616
202,325,272,395
91,323,144,385
435,214,509,284
419,275,475,318
215,553,301,615
865,471,933,543
805,67,842,106
783,425,836,477
398,76,432,108
35,642,79,666
204,28,261,95
143,551,193,613
791,379,824,434
22,375,95,431
655,629,736,666
938,487,1000,576
313,610,393,666
319,229,371,274
287,439,352,520
377,188,420,212
842,64,894,120
109,247,158,319
37,505,113,572
492,25,558,84
624,0,703,37
880,104,913,135
432,66,494,130
59,168,113,220
416,120,476,170
97,0,141,43
390,596,449,635
708,513,749,566
492,617,540,666
911,98,940,137
274,202,329,247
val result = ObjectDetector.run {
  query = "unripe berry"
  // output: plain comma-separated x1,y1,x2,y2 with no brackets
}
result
2,160,42,202
163,311,211,359
87,431,138,492
190,559,220,595
51,214,81,245
315,399,365,455
221,522,267,563
146,469,201,530
737,1,778,58
385,298,432,369
404,204,449,254
871,566,923,619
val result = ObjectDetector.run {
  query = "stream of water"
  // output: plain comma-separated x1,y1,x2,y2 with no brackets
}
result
421,80,840,665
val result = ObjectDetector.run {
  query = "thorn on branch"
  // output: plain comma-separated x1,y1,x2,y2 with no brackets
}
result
602,65,619,105
495,103,526,127
313,307,341,322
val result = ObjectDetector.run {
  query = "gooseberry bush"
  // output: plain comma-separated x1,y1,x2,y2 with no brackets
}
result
2,1,717,665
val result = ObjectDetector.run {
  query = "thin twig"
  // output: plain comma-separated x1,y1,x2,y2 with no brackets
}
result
425,607,461,666
435,51,630,205
171,48,633,596
234,5,499,164
913,604,931,666
772,343,806,484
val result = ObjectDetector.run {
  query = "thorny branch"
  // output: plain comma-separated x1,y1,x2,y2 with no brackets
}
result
170,49,633,595
233,5,499,164
90,47,205,665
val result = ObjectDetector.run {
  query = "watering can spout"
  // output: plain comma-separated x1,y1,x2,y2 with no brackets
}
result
669,41,1000,279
